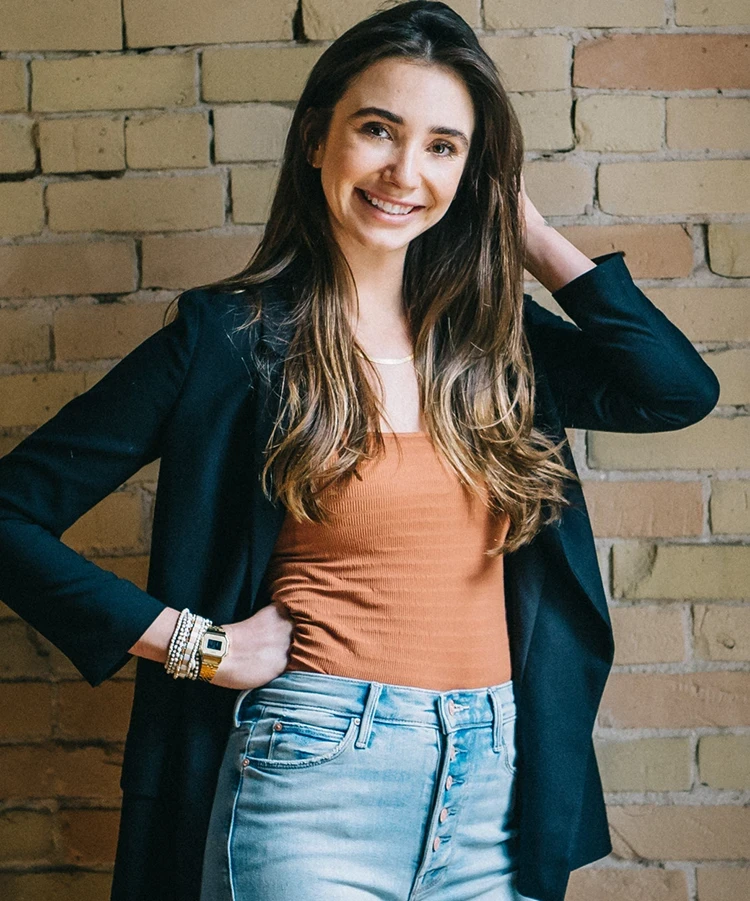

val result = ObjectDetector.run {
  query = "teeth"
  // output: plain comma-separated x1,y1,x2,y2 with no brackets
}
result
363,190,414,215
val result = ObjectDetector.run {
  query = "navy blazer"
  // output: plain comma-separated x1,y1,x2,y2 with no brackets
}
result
0,251,720,901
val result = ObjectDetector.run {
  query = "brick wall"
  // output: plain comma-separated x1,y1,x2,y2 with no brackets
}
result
0,1,748,898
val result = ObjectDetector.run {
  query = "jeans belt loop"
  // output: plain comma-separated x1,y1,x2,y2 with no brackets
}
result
355,681,383,749
487,687,503,753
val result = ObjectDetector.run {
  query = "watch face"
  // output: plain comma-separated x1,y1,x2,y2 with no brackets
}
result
202,633,226,655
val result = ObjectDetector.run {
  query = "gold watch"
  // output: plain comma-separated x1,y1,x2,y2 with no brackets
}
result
197,625,230,683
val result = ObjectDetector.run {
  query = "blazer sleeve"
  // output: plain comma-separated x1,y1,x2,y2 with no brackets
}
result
0,289,205,688
523,251,721,433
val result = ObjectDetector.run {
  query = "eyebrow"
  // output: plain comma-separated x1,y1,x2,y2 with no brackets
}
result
348,106,470,150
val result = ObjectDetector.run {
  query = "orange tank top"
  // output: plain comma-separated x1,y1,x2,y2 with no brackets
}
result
265,431,513,691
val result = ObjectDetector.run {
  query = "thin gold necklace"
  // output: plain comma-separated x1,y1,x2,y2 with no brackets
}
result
355,347,414,365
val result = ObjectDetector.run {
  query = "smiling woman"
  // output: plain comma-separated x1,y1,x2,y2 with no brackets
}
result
0,2,723,901
308,56,476,276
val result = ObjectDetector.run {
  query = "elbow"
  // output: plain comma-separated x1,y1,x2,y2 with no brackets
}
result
688,366,721,425
662,367,721,429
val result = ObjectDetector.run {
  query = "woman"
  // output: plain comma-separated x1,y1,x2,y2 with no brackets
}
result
0,3,719,901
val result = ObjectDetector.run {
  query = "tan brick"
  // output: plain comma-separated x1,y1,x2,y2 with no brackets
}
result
608,805,750,860
584,480,703,539
707,349,750,406
676,0,750,26
0,746,56,798
202,45,326,102
0,58,27,111
575,95,663,152
0,621,51,678
62,492,144,553
710,480,750,535
524,160,592,216
303,0,480,40
610,606,686,665
55,746,125,799
0,0,122,52
141,231,260,288
47,174,225,233
696,866,750,901
0,809,54,862
39,116,125,174
599,161,750,216
599,672,750,728
231,166,280,224
0,872,114,901
596,737,692,792
124,459,160,486
0,119,35,173
95,554,149,592
694,605,750,662
647,287,750,342
0,241,136,299
32,53,196,113
667,98,750,152
54,300,169,361
125,112,210,169
60,808,120,863
0,305,51,365
0,682,53,740
485,0,663,28
510,91,573,151
0,182,45,238
556,226,693,279
699,735,750,790
574,34,750,91
613,543,750,601
0,372,86,428
589,417,749,473
125,0,296,46
58,680,134,741
708,224,750,277
479,36,570,92
567,866,688,901
214,104,294,163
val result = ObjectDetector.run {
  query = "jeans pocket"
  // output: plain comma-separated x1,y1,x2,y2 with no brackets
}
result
501,709,518,776
242,705,359,770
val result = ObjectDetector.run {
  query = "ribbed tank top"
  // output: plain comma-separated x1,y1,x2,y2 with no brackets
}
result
265,431,513,691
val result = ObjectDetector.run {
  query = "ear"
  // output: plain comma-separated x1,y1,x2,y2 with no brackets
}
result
309,141,323,169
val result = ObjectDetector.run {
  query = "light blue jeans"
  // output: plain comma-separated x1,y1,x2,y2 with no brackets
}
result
200,670,538,900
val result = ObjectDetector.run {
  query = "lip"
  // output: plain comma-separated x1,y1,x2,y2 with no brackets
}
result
356,187,424,218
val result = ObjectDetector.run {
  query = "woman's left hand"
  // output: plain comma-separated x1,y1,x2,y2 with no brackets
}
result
519,171,547,238
519,171,551,277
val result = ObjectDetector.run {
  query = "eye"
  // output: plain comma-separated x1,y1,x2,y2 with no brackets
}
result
432,141,458,158
362,122,391,140
361,123,458,158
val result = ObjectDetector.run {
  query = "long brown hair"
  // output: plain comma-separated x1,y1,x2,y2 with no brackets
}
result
166,0,579,555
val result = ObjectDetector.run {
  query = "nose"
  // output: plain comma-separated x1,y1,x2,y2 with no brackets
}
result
384,142,421,191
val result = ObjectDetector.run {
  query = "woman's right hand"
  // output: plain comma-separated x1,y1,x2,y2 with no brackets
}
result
211,602,295,690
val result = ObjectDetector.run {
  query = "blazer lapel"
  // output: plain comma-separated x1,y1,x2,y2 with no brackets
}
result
248,284,295,612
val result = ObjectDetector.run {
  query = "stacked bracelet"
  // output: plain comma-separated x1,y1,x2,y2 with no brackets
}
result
165,608,212,680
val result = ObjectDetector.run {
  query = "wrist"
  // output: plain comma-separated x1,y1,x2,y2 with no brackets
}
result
523,226,597,294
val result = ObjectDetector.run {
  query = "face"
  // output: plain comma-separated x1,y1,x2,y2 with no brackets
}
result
310,57,475,261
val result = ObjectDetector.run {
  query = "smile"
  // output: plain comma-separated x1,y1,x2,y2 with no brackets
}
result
357,188,422,217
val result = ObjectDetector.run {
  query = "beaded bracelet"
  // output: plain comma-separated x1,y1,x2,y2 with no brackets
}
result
165,609,213,680
165,608,192,675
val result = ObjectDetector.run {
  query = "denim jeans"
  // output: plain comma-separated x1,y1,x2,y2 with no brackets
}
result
200,670,538,901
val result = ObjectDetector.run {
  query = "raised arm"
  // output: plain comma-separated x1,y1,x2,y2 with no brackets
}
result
523,251,720,434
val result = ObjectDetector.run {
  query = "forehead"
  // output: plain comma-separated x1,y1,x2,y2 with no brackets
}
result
339,58,475,128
